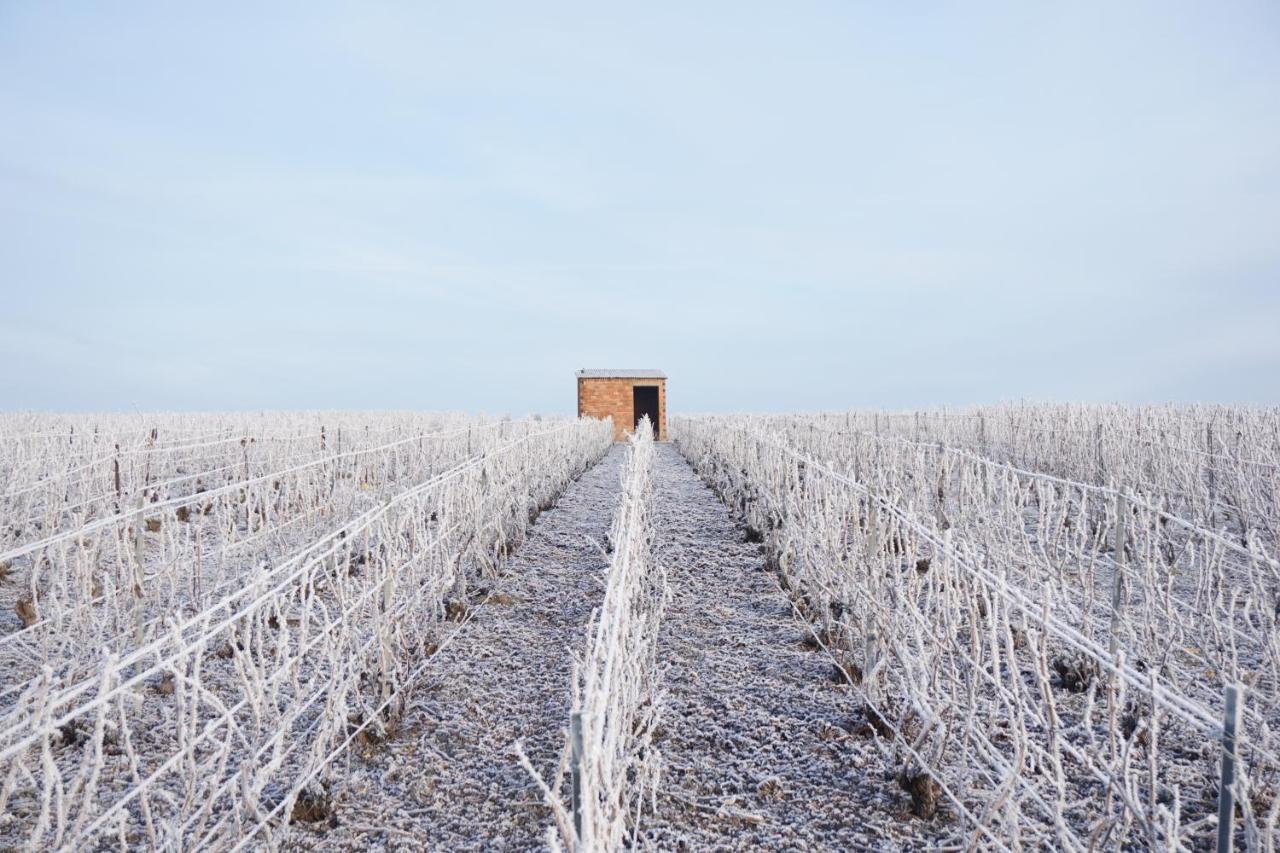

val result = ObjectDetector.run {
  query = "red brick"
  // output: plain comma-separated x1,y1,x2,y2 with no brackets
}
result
577,375,668,442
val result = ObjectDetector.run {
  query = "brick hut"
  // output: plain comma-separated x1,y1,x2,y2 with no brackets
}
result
576,369,667,442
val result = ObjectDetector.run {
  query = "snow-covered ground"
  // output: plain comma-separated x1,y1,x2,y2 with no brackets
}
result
2,405,1276,849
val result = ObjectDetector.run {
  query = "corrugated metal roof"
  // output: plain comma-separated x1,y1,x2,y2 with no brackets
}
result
576,369,667,379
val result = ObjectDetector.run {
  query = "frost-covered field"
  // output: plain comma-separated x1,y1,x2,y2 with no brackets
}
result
1,405,1277,851
674,404,1280,850
0,411,611,849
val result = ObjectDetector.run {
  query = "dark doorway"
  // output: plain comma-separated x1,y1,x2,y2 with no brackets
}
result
633,386,660,439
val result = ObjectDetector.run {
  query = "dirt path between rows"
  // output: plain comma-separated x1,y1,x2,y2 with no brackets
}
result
637,443,935,851
291,445,626,851
295,442,938,851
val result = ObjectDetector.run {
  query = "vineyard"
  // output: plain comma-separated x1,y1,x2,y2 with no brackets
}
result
0,406,1277,850
0,412,612,849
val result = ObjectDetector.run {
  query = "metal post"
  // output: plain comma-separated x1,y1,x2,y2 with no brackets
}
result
1217,685,1242,853
570,711,584,844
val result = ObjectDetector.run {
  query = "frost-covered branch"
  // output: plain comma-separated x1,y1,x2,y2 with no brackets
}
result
673,407,1279,850
527,417,667,852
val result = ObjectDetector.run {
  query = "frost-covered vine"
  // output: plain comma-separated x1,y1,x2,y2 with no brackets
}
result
674,406,1280,851
521,417,667,852
0,412,611,850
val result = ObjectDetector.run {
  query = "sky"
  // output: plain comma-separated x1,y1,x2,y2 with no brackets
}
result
1,2,1278,415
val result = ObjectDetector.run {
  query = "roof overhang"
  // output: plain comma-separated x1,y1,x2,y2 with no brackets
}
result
576,369,667,379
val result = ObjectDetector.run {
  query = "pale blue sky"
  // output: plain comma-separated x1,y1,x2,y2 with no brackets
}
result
2,2,1278,414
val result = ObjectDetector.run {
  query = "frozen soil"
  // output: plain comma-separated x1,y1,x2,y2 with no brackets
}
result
635,444,940,851
287,445,627,851
290,443,941,851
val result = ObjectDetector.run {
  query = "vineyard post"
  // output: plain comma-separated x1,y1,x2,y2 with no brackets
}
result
1206,423,1217,527
863,627,878,701
864,491,880,697
935,463,947,531
147,427,157,487
1108,489,1127,666
1094,422,1104,483
379,521,397,708
113,443,122,509
132,493,146,648
570,710,584,843
1217,684,1242,853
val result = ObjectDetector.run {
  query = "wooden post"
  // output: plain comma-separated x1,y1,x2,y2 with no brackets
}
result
1109,489,1127,663
863,630,878,697
1217,685,1242,853
132,494,146,648
1206,423,1217,527
570,711,584,844
1095,422,1105,483
864,493,880,698
935,465,948,531
380,555,397,707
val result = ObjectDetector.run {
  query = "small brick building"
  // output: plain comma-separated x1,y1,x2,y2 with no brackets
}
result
576,369,667,442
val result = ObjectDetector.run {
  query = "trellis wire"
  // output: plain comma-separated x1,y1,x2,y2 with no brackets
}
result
0,415,612,849
520,418,666,852
673,412,1279,850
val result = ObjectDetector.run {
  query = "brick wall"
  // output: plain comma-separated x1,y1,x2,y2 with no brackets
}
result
577,378,667,442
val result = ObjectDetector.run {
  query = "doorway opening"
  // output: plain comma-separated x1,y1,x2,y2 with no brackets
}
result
633,385,660,439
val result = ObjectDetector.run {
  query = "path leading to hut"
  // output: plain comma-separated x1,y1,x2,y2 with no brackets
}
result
294,442,933,851
636,443,933,851
290,445,627,851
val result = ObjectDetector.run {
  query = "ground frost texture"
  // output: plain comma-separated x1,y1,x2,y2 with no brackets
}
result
294,443,934,851
635,445,933,851
289,447,625,850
